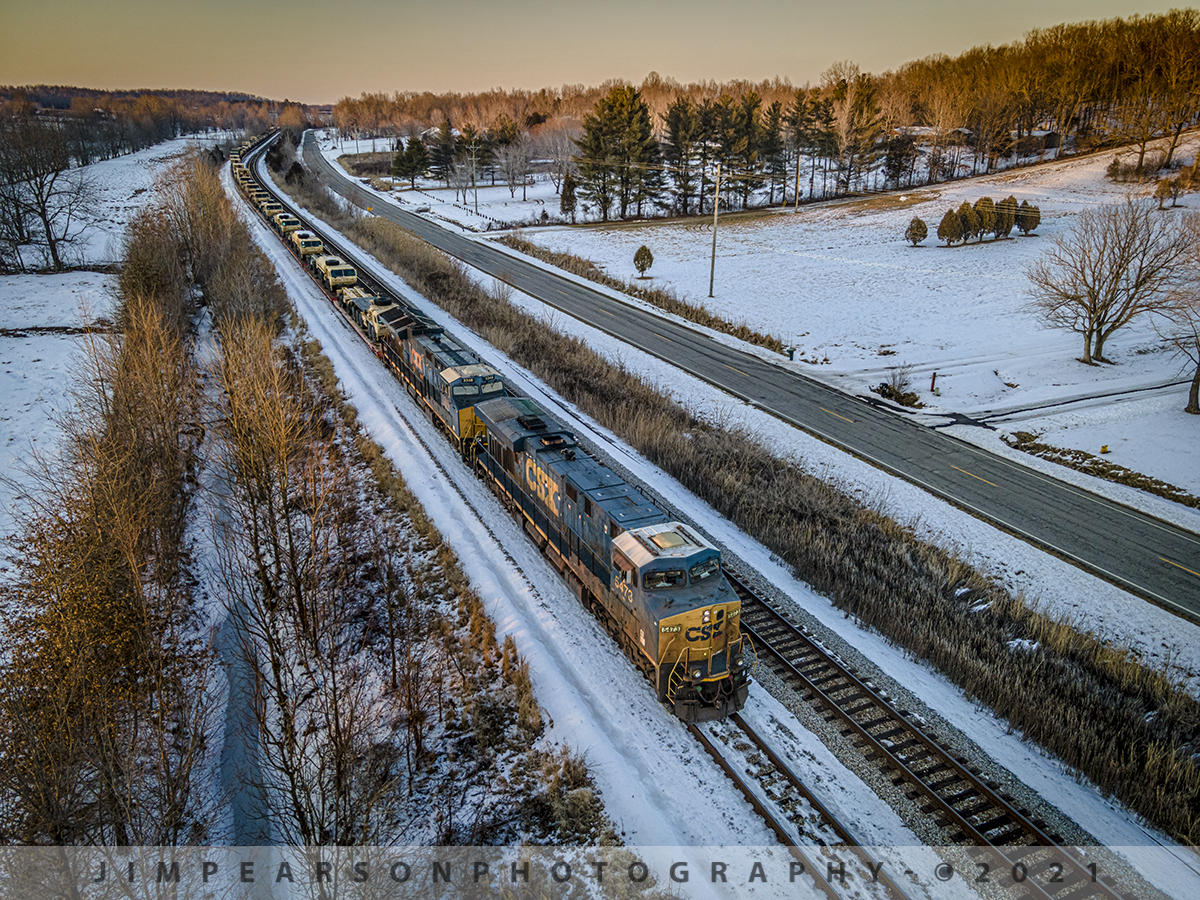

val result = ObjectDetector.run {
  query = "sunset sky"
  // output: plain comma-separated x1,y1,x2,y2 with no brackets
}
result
0,0,1181,104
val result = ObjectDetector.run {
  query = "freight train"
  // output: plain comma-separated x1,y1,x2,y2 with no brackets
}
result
234,141,752,721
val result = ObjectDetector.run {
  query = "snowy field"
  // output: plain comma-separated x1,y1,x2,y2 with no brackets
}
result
318,133,1200,679
258,156,1200,899
320,132,1200,506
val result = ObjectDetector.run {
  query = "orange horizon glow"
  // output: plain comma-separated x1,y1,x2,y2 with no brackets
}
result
0,0,1182,106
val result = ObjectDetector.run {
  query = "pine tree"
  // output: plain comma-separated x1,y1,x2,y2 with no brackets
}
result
973,197,997,240
995,195,1017,238
957,201,980,243
574,85,662,221
560,171,578,223
634,245,654,276
937,208,963,245
405,139,430,188
905,216,928,246
761,100,787,204
430,120,456,186
1016,200,1041,235
662,96,702,216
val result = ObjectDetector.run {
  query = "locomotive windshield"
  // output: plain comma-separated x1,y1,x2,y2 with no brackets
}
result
689,557,721,582
644,569,686,589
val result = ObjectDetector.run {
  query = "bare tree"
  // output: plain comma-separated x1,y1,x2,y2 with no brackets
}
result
1160,217,1200,412
495,132,531,200
1026,200,1192,364
532,117,580,193
0,118,97,270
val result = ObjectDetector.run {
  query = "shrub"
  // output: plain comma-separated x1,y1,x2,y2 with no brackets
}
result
974,196,996,238
937,208,962,246
1016,200,1041,235
633,244,654,276
904,216,928,246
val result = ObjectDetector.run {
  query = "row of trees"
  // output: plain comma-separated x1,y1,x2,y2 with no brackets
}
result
336,10,1200,221
0,161,212,845
0,92,306,272
932,197,1041,245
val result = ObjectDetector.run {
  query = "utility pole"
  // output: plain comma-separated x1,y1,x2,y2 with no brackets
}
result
709,162,722,298
469,141,479,215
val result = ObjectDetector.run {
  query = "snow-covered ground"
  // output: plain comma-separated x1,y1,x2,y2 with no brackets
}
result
314,133,1200,684
318,132,1200,509
260,155,1199,898
0,135,226,546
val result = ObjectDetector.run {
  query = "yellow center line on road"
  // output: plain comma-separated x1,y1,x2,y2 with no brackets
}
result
722,362,749,378
950,464,998,487
820,407,853,423
1159,556,1200,578
557,289,568,295
652,332,673,343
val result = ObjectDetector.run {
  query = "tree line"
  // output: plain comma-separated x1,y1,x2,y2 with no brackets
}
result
334,9,1200,221
0,92,309,272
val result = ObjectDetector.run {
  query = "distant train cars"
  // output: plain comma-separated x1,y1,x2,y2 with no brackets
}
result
235,134,751,721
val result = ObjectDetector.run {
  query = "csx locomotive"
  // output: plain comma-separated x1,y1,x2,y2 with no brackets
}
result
234,140,752,721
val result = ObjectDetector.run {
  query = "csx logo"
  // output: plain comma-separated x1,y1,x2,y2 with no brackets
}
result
686,623,725,642
685,609,727,643
525,458,560,515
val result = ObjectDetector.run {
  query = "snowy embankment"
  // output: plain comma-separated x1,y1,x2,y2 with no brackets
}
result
255,155,1198,898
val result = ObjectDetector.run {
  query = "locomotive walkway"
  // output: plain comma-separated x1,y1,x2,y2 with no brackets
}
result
301,133,1200,623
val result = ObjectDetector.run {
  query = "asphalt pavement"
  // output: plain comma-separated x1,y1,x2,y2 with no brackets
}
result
301,133,1200,622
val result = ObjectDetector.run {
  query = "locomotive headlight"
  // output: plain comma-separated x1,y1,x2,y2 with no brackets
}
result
692,669,702,680
702,611,711,623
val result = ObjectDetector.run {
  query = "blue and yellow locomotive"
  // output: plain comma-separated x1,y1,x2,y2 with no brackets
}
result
469,396,750,722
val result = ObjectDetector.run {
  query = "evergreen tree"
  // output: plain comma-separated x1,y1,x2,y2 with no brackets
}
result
430,120,456,186
404,139,430,188
995,195,1017,237
883,134,918,189
937,208,963,245
761,100,787,205
786,89,816,202
905,216,928,246
390,146,411,181
634,244,654,276
574,85,662,221
560,171,578,223
957,201,980,243
662,96,702,216
1016,200,1042,235
973,196,997,240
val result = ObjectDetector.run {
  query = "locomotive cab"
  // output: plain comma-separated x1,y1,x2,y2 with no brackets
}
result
612,524,750,721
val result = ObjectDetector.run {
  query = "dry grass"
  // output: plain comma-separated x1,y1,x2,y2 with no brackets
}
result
1004,431,1200,508
283,172,1200,844
498,234,785,353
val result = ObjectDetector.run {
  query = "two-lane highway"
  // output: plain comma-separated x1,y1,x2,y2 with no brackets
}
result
302,133,1200,621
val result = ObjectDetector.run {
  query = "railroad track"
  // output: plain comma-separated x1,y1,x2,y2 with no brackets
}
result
239,142,1145,900
728,571,1134,900
690,714,911,900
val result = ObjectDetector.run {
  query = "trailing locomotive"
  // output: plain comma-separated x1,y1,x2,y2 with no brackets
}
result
469,396,750,721
235,142,752,721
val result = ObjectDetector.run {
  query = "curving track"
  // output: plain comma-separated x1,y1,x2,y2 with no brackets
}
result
243,138,1155,900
